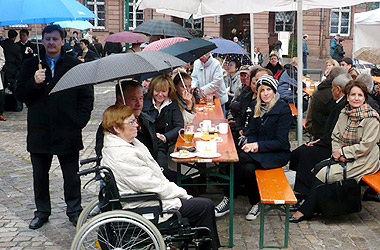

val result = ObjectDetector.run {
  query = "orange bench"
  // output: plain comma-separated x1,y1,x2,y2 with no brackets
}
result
362,171,380,194
256,168,297,248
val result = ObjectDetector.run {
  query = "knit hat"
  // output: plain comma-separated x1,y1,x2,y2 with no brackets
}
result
239,65,250,74
256,75,278,93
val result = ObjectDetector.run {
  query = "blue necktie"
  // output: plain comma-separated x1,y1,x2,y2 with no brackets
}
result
50,59,55,77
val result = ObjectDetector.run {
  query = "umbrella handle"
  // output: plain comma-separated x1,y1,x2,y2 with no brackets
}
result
38,64,42,70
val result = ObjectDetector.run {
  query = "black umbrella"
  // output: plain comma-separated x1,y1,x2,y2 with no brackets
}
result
50,51,186,94
159,38,217,63
133,19,192,39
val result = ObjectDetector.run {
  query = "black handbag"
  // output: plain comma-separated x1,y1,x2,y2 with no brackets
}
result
315,157,362,218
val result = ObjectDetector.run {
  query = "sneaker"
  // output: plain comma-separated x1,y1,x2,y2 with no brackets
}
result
246,203,260,221
214,196,230,217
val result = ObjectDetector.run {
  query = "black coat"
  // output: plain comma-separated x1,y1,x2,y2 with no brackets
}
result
245,98,293,169
332,43,345,62
103,42,122,56
142,97,184,145
0,38,22,82
16,40,37,64
265,62,283,75
309,79,336,139
234,90,256,133
78,49,98,62
15,48,94,155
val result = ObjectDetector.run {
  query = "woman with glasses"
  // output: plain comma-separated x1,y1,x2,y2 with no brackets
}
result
101,104,220,250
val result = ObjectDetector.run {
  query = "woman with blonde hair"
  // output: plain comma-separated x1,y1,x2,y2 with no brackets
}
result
214,75,293,220
173,72,196,124
142,74,184,150
321,59,339,81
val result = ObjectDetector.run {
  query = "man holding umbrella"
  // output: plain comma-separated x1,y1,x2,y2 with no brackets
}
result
16,25,94,229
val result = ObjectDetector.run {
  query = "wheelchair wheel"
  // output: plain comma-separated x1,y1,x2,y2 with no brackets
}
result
71,210,165,250
77,198,100,232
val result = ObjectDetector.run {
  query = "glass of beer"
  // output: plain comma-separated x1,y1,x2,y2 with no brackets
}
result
206,95,214,107
178,124,195,143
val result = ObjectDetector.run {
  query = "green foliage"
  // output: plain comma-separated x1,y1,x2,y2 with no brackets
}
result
288,35,297,57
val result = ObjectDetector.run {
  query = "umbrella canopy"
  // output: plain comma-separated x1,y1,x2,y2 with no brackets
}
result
133,19,192,39
143,37,188,51
354,47,380,65
0,0,97,26
160,38,217,63
209,38,249,55
50,51,186,94
105,31,147,44
53,20,94,30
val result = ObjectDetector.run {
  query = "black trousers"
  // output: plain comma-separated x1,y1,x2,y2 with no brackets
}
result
178,197,220,250
30,152,82,219
224,148,263,205
0,89,4,115
289,144,331,197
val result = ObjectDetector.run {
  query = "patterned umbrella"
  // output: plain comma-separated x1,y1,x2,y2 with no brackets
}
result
354,47,380,65
133,19,192,39
50,51,186,94
209,38,252,65
105,31,147,44
143,37,188,51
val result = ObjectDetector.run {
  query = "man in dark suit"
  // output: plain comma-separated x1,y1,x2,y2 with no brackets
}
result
15,25,94,229
95,80,176,182
0,29,22,92
16,29,37,65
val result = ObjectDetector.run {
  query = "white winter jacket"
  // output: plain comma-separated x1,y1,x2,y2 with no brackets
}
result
191,55,228,105
102,133,192,223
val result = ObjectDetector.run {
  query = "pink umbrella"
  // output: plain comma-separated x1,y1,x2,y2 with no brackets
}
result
143,37,188,51
105,31,146,43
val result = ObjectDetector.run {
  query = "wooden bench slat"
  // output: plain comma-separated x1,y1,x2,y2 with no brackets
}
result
256,168,297,205
362,171,380,194
289,103,298,117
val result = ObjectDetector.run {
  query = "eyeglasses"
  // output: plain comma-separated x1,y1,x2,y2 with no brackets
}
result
122,119,137,126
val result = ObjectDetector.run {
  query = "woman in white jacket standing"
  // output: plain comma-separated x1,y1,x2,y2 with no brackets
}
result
101,104,220,250
191,52,228,115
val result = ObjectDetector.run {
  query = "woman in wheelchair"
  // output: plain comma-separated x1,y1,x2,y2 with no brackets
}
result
101,104,220,250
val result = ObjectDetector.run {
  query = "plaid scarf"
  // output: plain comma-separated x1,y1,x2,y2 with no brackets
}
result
341,103,379,146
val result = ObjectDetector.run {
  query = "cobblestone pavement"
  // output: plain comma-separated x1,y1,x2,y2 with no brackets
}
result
1,65,380,249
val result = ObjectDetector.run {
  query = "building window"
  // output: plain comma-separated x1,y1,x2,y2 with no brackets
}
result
274,12,294,33
86,0,105,29
128,0,144,30
329,7,351,36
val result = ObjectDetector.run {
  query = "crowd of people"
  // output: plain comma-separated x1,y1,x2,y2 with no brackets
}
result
4,23,380,249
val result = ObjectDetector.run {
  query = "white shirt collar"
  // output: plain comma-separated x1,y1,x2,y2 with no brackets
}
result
336,96,344,103
152,98,172,114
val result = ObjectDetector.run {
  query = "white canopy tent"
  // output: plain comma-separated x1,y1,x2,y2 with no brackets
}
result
138,0,377,145
353,8,380,56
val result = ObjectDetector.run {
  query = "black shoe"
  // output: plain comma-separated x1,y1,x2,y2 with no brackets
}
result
69,214,79,227
290,199,305,212
29,216,48,229
289,215,307,223
363,192,380,202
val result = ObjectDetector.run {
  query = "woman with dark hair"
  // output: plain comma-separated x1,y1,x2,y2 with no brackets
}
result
290,80,380,222
340,57,359,80
101,104,220,249
332,38,345,62
142,74,184,150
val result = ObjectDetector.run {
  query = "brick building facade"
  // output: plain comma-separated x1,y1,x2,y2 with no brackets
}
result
0,1,377,60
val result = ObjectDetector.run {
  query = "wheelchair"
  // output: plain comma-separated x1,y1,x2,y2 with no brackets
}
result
71,156,212,250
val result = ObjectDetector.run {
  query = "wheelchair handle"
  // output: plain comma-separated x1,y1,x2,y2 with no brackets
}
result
77,165,111,177
80,155,102,166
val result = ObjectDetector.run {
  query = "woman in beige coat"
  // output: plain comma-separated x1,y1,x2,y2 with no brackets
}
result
290,80,380,222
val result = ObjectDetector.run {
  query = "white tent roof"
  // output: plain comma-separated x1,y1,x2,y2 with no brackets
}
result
139,0,376,19
355,7,380,24
353,8,380,55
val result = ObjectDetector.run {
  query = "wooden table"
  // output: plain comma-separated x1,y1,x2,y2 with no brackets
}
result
303,76,315,96
172,99,239,248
